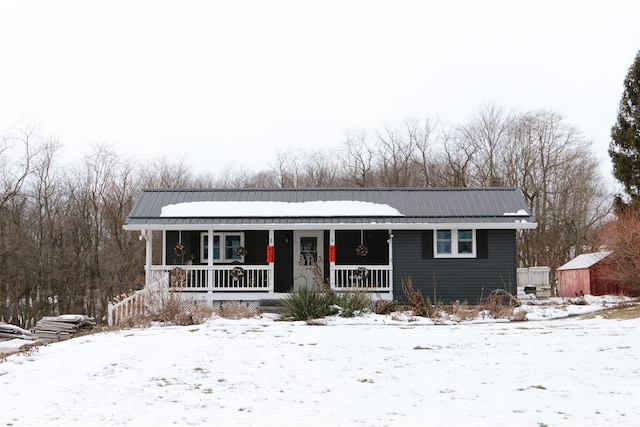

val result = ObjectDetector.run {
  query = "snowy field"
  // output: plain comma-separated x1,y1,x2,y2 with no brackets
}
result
1,300,639,426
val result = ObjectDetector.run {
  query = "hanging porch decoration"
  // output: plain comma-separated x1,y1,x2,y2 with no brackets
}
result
355,230,368,257
174,242,184,257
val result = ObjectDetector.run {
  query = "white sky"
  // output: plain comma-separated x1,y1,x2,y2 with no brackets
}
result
1,0,639,184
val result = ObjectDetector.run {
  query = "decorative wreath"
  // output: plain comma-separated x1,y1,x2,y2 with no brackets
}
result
235,246,248,257
230,266,245,279
174,242,184,257
355,267,369,278
355,244,369,257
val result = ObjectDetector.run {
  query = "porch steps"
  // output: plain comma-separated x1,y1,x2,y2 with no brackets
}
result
258,299,284,314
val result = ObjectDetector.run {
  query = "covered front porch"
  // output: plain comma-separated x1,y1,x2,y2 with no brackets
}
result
140,227,394,303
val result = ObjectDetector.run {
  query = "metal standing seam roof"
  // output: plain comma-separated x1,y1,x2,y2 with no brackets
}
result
124,187,537,229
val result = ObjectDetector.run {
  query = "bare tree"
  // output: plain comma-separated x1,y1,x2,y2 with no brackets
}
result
340,129,377,187
442,128,475,187
298,150,340,187
600,204,640,292
272,149,301,188
506,111,611,286
407,118,440,187
0,124,42,326
457,104,512,186
138,157,194,189
376,124,417,187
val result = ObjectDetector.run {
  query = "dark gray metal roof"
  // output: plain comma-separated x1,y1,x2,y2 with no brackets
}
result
124,187,537,230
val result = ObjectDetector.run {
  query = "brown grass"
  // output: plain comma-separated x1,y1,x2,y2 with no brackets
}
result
480,289,520,318
581,304,640,320
216,301,259,319
444,300,480,321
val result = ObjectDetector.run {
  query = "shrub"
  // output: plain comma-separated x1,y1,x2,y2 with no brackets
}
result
279,286,333,321
480,289,520,318
374,298,398,315
139,271,214,326
332,291,375,318
401,276,440,318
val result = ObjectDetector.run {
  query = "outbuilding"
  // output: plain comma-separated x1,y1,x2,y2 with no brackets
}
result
557,252,636,297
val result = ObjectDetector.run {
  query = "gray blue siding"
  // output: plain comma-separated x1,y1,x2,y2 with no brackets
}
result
392,229,517,303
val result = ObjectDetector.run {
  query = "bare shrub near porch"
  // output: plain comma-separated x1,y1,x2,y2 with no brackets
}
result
401,276,441,318
143,268,214,326
216,301,259,319
374,299,397,315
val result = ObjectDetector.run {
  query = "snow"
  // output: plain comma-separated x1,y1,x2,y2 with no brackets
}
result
0,323,32,337
160,201,404,217
1,300,638,426
503,209,529,216
0,338,34,351
557,251,611,270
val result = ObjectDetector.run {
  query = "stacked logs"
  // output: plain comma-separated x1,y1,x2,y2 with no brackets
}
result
34,315,96,342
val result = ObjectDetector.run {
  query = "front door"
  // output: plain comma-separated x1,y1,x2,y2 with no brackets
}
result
293,231,323,289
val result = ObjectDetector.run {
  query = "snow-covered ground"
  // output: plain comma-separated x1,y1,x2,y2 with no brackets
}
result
1,298,639,426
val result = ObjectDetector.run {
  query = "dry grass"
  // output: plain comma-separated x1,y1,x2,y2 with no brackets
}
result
0,341,42,362
444,300,480,321
215,301,259,319
581,304,640,320
374,299,397,315
480,289,520,319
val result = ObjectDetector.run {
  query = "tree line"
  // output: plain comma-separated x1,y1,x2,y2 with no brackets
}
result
0,105,614,327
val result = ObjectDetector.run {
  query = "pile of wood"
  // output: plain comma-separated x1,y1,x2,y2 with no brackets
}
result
0,323,33,342
34,315,96,342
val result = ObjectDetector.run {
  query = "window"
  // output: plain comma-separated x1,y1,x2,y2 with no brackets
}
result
436,230,452,255
434,229,476,258
201,232,245,263
457,230,473,254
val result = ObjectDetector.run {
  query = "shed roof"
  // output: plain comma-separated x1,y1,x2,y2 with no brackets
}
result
557,252,611,271
124,187,537,230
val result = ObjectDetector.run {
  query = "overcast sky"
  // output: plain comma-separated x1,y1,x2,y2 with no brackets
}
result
1,0,639,185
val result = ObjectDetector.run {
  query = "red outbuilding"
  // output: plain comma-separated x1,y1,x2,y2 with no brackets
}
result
557,252,639,297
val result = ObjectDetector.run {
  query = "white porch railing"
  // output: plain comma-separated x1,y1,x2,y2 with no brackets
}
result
332,265,392,292
151,265,271,291
107,274,169,327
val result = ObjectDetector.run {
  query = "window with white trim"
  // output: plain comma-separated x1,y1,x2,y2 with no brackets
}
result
200,232,245,263
434,229,476,258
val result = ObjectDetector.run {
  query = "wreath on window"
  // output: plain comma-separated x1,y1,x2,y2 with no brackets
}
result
355,244,368,257
230,266,245,279
235,246,248,257
174,242,184,257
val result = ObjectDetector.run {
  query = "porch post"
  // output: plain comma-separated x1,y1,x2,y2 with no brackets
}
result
329,229,336,288
141,230,153,286
268,229,275,293
162,230,167,267
388,229,394,297
207,229,213,293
